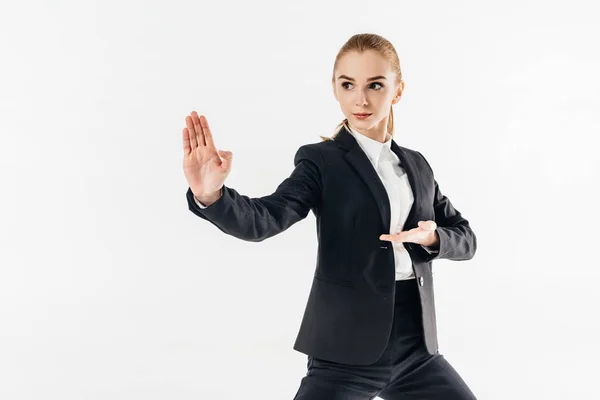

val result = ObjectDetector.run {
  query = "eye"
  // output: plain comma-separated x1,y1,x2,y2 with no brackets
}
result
341,82,384,91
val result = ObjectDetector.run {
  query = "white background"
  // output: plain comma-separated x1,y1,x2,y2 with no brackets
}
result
1,0,599,399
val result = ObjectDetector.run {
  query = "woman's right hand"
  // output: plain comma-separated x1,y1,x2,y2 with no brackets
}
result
182,111,233,202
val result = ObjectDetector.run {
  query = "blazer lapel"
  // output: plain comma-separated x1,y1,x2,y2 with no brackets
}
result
391,140,422,230
335,124,422,232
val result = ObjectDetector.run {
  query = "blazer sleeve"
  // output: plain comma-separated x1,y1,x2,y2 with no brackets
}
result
420,244,439,254
416,151,477,262
185,144,323,242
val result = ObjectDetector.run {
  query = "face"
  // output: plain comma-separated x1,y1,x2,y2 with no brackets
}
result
332,50,404,140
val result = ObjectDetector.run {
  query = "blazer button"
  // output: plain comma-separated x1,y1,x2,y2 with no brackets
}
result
419,276,424,286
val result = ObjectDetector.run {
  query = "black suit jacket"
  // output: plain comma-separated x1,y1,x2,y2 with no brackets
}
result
186,124,477,366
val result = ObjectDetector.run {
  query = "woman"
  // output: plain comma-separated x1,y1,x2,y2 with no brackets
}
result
182,33,477,400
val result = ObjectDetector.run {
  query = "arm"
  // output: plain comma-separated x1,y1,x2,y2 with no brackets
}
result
415,151,477,262
186,145,323,242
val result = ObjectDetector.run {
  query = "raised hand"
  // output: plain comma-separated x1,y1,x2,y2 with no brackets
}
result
182,111,233,202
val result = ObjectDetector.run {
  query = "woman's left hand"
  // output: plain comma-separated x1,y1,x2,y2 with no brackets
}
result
379,220,439,247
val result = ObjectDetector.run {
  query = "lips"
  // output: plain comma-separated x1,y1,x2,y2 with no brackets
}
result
354,113,371,116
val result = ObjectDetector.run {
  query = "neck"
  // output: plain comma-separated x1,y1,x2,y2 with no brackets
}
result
348,123,390,143
348,116,391,143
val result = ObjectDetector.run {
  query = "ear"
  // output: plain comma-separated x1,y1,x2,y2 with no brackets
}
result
391,80,404,105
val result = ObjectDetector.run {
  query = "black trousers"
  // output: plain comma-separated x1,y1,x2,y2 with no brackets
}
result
293,279,477,399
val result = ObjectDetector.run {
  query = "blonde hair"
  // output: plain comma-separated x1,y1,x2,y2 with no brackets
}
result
321,33,403,142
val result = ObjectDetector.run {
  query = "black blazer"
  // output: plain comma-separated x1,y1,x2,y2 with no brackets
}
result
186,124,477,366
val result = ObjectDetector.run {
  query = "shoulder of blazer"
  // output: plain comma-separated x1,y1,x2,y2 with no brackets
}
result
412,149,435,175
293,140,434,177
293,142,327,167
290,143,328,190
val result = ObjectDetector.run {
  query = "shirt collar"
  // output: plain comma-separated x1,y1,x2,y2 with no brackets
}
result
347,124,393,165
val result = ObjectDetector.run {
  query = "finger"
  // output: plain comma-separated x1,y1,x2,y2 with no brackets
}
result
191,111,206,147
218,150,232,171
418,220,437,231
379,234,403,242
200,115,216,150
182,127,191,155
186,115,198,148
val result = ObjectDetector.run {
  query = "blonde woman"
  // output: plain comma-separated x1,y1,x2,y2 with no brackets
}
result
182,33,477,399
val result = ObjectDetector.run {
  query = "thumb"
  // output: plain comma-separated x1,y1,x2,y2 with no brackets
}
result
418,220,437,231
218,150,233,169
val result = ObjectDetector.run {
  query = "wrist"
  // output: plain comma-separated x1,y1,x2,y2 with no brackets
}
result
194,187,223,206
426,230,440,248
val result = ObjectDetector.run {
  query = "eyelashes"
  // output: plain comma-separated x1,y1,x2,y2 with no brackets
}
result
341,82,384,91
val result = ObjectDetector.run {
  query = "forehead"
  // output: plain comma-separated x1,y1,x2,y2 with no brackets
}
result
336,50,393,80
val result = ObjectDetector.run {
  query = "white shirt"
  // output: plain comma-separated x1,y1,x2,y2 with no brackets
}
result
194,126,438,280
346,125,438,281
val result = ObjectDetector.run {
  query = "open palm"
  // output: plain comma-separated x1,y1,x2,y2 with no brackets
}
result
182,111,232,198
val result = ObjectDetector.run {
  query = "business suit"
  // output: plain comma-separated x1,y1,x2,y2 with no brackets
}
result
186,123,477,398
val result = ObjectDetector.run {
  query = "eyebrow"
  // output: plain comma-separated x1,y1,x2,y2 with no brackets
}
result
337,75,387,82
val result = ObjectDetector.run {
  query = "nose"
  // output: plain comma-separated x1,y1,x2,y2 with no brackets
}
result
355,89,368,106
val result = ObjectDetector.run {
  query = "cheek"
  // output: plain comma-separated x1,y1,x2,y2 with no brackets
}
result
376,95,393,108
341,98,353,108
